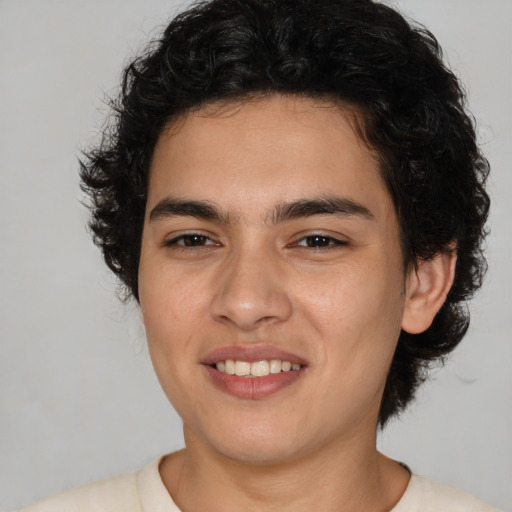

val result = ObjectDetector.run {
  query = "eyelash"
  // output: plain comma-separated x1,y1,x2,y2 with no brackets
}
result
164,232,348,250
291,234,349,249
164,232,218,249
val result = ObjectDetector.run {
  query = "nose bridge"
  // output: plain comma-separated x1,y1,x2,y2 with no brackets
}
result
210,241,292,330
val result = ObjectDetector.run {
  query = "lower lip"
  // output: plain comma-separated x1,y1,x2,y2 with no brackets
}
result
203,365,304,399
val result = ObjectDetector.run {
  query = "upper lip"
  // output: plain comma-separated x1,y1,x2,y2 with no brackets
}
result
202,344,307,366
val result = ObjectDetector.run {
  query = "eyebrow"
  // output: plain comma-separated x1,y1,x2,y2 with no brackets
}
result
149,195,373,224
149,198,230,223
271,196,373,223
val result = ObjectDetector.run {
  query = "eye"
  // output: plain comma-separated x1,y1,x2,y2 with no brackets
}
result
165,233,217,248
294,234,348,248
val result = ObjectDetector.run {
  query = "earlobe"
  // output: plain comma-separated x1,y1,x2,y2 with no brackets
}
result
401,249,457,334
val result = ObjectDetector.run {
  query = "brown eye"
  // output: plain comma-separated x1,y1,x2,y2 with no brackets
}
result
181,234,209,246
165,233,216,248
305,235,332,247
295,235,346,248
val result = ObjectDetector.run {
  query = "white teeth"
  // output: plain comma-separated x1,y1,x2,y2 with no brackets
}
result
270,359,282,374
215,359,302,377
251,360,270,377
235,361,251,376
224,360,235,375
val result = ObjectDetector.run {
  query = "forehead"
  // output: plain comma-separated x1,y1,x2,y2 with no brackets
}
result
148,95,391,220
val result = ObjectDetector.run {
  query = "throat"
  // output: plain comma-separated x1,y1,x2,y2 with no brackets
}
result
158,444,410,512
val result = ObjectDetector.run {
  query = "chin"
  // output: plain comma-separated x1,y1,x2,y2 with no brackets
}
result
196,420,319,467
214,439,304,466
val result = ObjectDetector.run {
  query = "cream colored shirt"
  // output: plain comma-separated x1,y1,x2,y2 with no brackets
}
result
21,457,499,512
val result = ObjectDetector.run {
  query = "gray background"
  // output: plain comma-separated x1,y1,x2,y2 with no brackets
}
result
0,0,510,510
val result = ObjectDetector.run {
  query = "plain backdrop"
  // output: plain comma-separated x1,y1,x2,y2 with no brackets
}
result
0,1,510,510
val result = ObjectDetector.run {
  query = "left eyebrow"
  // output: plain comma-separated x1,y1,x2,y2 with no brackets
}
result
270,196,374,224
149,198,230,224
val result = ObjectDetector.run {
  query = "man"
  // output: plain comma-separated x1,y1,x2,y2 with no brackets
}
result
22,0,495,510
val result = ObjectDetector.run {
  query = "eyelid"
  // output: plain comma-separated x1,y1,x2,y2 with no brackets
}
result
163,230,220,247
289,231,350,248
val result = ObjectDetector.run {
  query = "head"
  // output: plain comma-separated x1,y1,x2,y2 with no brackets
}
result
81,0,489,428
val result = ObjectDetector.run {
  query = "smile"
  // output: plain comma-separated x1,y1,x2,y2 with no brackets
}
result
215,359,302,377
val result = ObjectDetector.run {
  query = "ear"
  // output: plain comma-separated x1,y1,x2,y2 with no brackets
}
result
401,249,457,334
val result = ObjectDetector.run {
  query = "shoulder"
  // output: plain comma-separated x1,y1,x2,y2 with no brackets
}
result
19,456,178,512
393,474,500,512
19,471,140,512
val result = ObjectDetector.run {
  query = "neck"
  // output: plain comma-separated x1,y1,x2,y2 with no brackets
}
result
160,428,409,512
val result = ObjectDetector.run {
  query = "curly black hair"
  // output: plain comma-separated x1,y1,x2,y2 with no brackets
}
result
80,0,489,426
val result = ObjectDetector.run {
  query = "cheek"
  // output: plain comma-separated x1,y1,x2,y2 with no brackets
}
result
297,260,403,326
138,267,199,394
139,273,203,410
294,256,405,369
140,261,207,331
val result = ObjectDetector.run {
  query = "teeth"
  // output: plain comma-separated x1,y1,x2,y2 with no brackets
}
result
270,359,282,374
225,359,235,375
215,359,302,377
235,361,251,376
251,360,270,377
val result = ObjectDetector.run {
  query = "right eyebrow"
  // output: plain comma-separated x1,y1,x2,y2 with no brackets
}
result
270,196,373,224
149,198,230,224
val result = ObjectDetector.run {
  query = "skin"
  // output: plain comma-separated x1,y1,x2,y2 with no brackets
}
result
138,95,456,512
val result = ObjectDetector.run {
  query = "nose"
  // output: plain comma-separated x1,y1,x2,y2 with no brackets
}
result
210,247,293,331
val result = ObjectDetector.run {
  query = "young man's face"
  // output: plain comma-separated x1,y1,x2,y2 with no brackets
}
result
139,95,409,464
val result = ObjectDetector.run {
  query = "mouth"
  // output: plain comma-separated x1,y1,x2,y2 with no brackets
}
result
213,359,302,377
202,345,307,399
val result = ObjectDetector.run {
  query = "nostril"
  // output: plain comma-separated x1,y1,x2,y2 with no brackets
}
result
255,315,280,326
209,266,293,330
